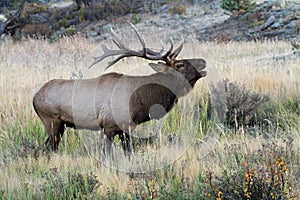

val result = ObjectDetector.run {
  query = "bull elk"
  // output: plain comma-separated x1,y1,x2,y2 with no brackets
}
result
33,24,207,156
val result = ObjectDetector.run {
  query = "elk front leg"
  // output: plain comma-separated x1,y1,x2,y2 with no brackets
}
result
43,119,65,151
118,132,132,158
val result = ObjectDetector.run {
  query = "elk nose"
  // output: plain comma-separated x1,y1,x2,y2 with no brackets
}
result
186,59,206,72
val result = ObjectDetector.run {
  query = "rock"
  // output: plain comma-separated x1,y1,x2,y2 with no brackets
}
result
284,19,300,29
272,0,287,9
197,0,300,41
199,29,207,33
68,19,79,26
284,20,295,29
153,5,169,14
30,13,49,23
160,13,169,19
87,31,98,37
261,15,276,29
271,21,281,28
172,14,181,20
49,1,74,9
0,14,7,22
102,23,115,32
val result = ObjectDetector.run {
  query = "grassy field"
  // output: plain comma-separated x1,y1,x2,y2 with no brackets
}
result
0,35,299,199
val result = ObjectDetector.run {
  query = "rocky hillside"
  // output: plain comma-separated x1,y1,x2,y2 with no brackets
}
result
0,0,299,42
196,0,300,42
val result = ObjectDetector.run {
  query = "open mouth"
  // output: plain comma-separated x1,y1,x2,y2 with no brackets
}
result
200,70,207,77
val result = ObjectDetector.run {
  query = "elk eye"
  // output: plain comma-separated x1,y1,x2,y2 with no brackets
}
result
175,63,185,70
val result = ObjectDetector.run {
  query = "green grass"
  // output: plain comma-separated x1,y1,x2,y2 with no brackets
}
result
0,36,299,199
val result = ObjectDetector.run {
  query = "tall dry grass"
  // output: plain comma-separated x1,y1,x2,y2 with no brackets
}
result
0,33,299,198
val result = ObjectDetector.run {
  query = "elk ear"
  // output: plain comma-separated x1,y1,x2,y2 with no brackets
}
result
149,63,171,73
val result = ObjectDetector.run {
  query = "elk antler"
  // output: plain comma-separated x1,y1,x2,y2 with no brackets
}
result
89,23,184,70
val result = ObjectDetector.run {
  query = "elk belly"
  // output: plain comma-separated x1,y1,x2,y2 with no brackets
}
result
70,80,102,130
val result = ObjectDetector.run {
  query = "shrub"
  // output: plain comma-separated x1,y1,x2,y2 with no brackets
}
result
221,0,256,16
257,94,300,130
40,169,100,199
169,5,187,15
83,1,145,22
130,14,141,24
204,141,297,199
0,0,38,11
22,23,51,38
210,79,270,129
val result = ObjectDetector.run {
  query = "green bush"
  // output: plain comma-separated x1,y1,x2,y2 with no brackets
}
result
221,0,256,16
40,169,100,200
130,14,141,24
257,95,300,131
169,5,187,15
0,0,41,13
210,79,270,129
204,141,297,199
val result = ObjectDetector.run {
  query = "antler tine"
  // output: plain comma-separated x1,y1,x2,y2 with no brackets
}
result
169,36,184,60
111,27,131,51
105,55,126,70
144,38,173,64
88,44,128,69
89,27,137,69
163,37,174,61
159,40,165,54
129,22,174,63
129,23,147,54
145,40,164,56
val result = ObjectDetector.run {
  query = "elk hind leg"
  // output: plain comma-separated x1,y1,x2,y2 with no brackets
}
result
101,133,114,157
